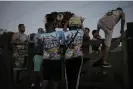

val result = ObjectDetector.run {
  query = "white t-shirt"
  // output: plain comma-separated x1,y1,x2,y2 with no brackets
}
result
99,10,123,30
55,28,63,31
55,28,69,31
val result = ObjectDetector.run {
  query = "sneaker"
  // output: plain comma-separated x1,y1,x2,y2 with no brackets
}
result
92,59,103,67
102,63,111,68
31,83,35,88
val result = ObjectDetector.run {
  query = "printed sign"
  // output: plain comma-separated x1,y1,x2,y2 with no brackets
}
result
65,30,83,59
41,32,61,60
12,44,28,69
69,17,81,27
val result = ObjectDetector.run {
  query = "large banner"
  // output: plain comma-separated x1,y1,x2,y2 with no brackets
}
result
12,44,28,69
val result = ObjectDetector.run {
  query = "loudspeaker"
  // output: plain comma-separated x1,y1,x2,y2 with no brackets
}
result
126,22,133,89
126,22,133,37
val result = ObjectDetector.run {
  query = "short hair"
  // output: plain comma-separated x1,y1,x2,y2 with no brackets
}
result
84,27,90,32
45,23,55,33
38,28,43,31
116,7,123,11
18,24,24,28
38,28,44,33
92,30,97,35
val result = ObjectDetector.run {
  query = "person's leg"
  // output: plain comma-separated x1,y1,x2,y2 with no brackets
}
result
31,71,35,88
98,21,112,67
51,80,60,89
65,57,83,89
102,29,112,67
93,22,112,67
50,60,62,89
41,60,50,89
34,72,42,89
33,55,43,89
41,80,49,89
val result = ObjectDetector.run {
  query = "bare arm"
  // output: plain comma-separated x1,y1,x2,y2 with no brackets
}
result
81,23,85,30
120,12,125,34
63,21,68,31
81,17,85,30
12,33,17,41
96,24,100,34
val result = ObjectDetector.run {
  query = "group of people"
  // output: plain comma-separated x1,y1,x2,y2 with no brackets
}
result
10,7,125,89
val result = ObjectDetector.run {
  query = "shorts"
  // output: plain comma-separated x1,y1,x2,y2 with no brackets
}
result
98,20,113,47
33,55,43,72
42,60,61,81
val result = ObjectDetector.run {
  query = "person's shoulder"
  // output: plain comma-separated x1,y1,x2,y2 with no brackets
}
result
15,32,19,34
55,28,63,31
12,32,19,37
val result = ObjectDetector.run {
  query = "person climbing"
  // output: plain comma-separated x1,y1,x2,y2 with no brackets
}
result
93,7,125,68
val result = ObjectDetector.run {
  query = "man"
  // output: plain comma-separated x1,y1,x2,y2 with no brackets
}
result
91,30,102,53
41,24,65,89
12,24,29,89
12,24,28,42
82,27,90,58
32,28,44,89
64,16,84,89
93,7,125,67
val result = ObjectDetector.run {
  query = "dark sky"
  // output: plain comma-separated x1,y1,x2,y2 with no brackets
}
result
0,1,133,38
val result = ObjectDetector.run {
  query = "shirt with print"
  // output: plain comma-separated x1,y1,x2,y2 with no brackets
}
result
64,29,84,59
40,31,65,60
99,10,123,30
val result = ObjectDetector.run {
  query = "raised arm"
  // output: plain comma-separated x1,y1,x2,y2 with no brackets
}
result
81,17,85,30
63,21,69,31
120,12,125,34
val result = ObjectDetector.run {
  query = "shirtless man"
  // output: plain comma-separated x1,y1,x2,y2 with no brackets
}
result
93,7,125,68
12,24,28,42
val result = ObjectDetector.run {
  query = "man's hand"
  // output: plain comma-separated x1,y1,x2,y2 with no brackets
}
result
80,17,85,23
120,29,124,35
